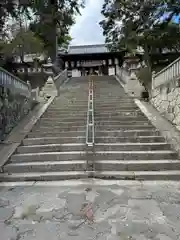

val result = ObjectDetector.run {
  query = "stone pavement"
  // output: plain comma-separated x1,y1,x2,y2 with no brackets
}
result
0,180,180,239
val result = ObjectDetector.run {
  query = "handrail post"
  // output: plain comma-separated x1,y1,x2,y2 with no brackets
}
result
86,75,94,147
153,56,180,88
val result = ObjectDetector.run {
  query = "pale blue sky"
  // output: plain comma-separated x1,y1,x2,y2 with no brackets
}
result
70,0,105,45
70,0,180,46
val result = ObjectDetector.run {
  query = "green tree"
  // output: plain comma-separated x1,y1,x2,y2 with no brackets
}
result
1,29,44,60
0,0,84,61
0,0,32,36
29,0,84,61
0,27,44,79
100,0,180,88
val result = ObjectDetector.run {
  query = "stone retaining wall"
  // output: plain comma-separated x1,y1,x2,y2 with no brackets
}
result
151,82,180,131
0,67,32,142
151,56,180,131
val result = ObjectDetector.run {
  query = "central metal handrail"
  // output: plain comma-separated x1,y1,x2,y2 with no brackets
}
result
86,76,94,147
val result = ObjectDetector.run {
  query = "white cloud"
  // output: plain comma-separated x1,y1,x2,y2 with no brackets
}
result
70,0,105,45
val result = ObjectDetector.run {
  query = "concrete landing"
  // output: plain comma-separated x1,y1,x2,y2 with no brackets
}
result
0,180,180,239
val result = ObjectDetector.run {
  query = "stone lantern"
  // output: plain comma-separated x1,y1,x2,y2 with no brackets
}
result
42,57,54,76
41,57,57,98
121,53,144,98
123,54,140,75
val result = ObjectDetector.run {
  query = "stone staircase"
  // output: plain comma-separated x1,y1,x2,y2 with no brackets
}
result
1,77,90,181
0,76,180,181
92,76,180,180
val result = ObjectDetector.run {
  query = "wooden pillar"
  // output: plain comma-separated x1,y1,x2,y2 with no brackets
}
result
115,58,119,75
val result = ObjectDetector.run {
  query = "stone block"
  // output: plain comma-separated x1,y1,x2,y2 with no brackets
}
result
176,95,180,105
165,112,175,122
152,88,160,97
127,199,166,223
174,105,180,115
0,207,14,222
0,223,18,240
173,113,180,125
0,198,9,207
161,101,169,111
167,92,174,101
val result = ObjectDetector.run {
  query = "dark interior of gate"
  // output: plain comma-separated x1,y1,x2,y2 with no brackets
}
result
59,44,125,77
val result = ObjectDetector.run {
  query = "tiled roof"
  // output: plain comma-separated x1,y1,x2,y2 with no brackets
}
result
67,44,109,55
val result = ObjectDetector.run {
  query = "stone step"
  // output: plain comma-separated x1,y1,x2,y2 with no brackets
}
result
10,151,88,162
0,171,88,182
53,100,87,104
48,107,88,111
38,117,149,123
17,143,87,153
95,112,145,117
91,171,180,181
10,150,177,163
49,102,79,106
27,131,85,138
40,117,88,122
92,160,180,171
35,121,86,127
95,125,154,130
46,110,87,114
52,98,88,102
95,94,127,96
31,126,86,132
50,101,87,104
91,151,178,160
4,160,87,173
94,100,133,103
94,143,171,151
4,160,180,174
96,130,160,137
47,106,87,110
95,101,135,104
23,137,86,145
35,120,150,127
31,126,154,134
94,102,136,105
42,113,87,117
95,103,135,106
43,111,87,116
95,136,165,143
94,116,148,121
94,121,151,126
95,106,139,110
94,90,128,92
94,95,131,97
23,136,165,146
2,169,180,182
52,96,88,99
95,109,142,114
17,142,170,154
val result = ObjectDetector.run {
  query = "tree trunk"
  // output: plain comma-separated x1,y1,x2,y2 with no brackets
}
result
49,0,58,63
143,43,152,91
48,28,57,63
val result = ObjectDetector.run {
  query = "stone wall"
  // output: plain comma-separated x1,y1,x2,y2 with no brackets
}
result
151,82,180,130
0,67,32,142
151,56,180,131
